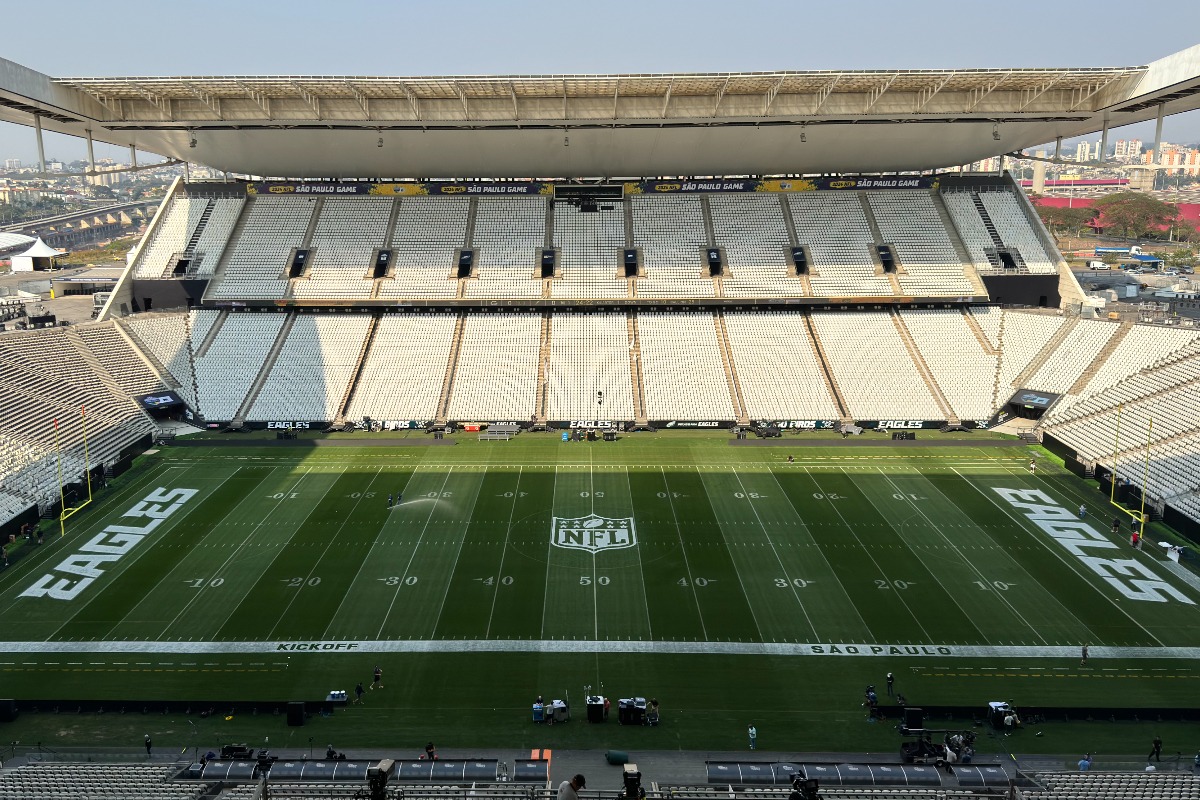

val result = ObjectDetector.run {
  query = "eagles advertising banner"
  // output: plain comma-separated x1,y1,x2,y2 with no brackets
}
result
651,420,736,429
248,177,940,198
856,420,947,430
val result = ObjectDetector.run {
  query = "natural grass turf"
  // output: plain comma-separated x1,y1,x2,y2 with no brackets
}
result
1,433,1197,752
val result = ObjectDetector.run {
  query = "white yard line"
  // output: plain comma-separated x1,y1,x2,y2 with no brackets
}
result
804,466,934,641
322,468,421,639
660,466,711,642
876,465,1092,642
162,467,331,639
951,466,1165,647
376,468,455,639
764,468,872,636
863,466,1041,644
538,466,559,639
728,467,818,640
266,467,383,640
425,467,488,639
484,467,522,639
623,467,655,640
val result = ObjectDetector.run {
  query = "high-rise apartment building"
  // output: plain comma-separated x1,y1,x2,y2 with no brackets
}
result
2,158,19,170
1114,139,1142,159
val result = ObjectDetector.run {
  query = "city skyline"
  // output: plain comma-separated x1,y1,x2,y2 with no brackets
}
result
1,0,1198,167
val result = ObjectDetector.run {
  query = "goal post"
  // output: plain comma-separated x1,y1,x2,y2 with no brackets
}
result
1108,403,1152,528
54,406,94,537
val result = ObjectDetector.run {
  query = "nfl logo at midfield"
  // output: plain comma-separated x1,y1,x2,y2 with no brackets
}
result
552,514,637,553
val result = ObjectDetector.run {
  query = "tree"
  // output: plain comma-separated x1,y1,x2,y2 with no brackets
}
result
1092,192,1179,239
1164,247,1195,268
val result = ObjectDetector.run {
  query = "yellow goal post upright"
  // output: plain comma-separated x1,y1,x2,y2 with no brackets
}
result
53,406,94,538
1108,402,1153,530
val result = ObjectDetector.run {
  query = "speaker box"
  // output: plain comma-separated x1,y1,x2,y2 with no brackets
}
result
286,701,305,726
904,707,924,730
0,699,17,722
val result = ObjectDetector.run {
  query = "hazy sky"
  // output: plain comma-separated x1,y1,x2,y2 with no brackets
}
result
2,0,1198,165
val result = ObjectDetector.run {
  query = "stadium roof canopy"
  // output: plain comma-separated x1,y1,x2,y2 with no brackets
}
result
1,45,1198,178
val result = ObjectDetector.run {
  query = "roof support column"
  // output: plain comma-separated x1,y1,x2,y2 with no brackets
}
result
85,129,96,176
129,145,138,170
1054,136,1062,160
1151,103,1165,163
33,113,46,174
1099,114,1110,163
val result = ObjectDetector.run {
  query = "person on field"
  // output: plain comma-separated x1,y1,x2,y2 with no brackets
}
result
1080,643,1089,666
144,735,152,756
1078,754,1092,771
1078,503,1087,520
1028,459,1037,475
1112,516,1122,536
354,682,365,704
748,724,757,750
886,672,895,696
1149,735,1163,762
388,495,394,509
371,665,383,689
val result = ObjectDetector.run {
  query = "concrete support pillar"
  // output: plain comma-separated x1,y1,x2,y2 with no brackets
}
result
34,114,46,174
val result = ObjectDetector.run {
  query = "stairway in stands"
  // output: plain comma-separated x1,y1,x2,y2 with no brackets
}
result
113,319,183,390
335,312,382,425
1011,317,1079,389
802,312,852,424
713,311,750,425
890,310,959,425
970,192,1027,272
533,313,553,425
435,312,468,426
627,312,648,426
1068,321,1133,396
932,192,988,296
232,312,296,425
857,194,903,295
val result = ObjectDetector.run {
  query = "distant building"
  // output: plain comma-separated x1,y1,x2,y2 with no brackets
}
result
47,160,64,173
1114,139,1142,160
2,158,19,170
1075,141,1101,162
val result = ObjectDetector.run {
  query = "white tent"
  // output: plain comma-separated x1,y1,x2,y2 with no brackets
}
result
10,237,67,272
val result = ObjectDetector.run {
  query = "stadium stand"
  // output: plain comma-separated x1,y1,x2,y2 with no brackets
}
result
464,197,547,299
210,196,315,299
809,311,942,420
632,196,714,298
445,313,542,421
133,195,210,278
637,312,736,421
248,313,373,422
1021,770,1200,800
545,312,637,421
0,326,154,512
551,203,629,299
74,322,166,397
0,762,210,800
344,312,458,424
1024,318,1121,394
868,192,974,295
976,190,1058,274
377,196,467,299
789,193,894,296
292,197,392,298
709,194,798,298
722,311,841,421
898,309,998,422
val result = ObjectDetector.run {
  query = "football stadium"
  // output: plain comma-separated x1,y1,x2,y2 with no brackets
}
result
0,29,1199,800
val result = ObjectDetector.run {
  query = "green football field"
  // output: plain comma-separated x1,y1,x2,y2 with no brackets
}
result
2,433,1199,754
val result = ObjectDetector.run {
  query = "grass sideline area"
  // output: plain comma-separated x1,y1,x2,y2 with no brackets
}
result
0,433,1197,756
